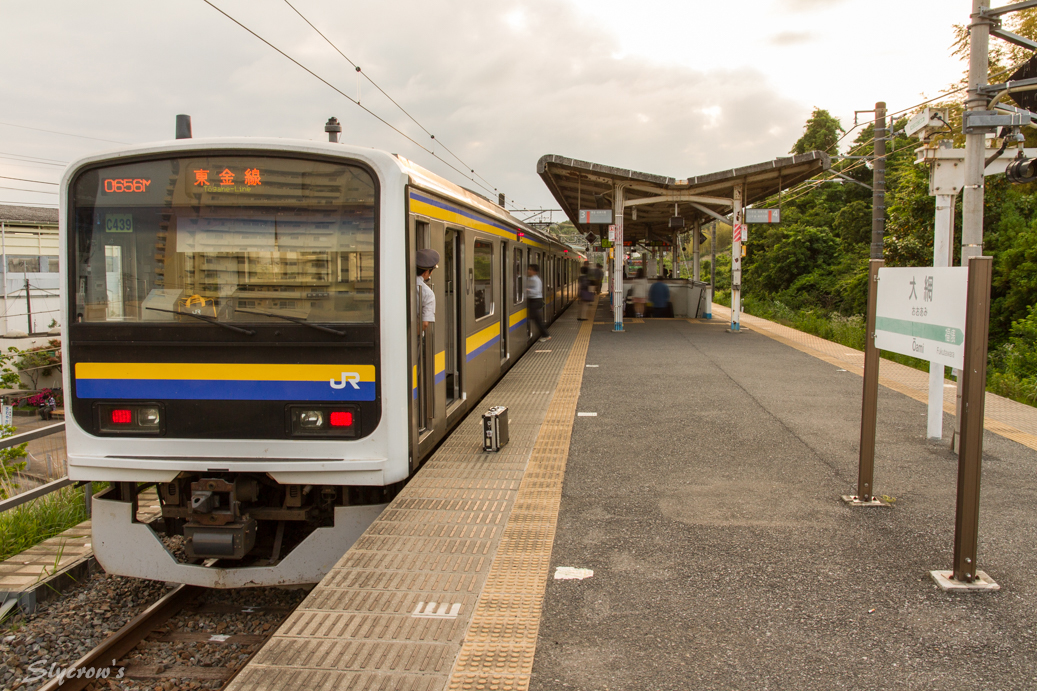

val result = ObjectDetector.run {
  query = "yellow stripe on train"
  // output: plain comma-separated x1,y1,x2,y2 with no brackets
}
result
465,322,501,354
76,363,377,383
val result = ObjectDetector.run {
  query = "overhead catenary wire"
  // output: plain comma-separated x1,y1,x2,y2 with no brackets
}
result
0,186,58,195
280,0,506,200
0,120,127,145
0,175,58,186
202,0,512,207
0,155,66,167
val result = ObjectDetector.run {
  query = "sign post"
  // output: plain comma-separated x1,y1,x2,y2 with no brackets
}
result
845,259,885,506
930,256,999,591
611,188,625,332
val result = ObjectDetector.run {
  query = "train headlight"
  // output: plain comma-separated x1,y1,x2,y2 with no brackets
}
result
287,405,359,438
139,407,161,427
299,410,324,429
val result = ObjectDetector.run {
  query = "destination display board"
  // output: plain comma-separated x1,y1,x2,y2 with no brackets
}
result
875,267,967,369
578,209,613,224
745,208,780,224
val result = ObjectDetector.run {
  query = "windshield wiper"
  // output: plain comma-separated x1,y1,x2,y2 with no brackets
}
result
232,308,347,336
145,307,256,336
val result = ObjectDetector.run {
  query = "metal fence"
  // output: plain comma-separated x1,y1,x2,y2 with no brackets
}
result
0,422,76,513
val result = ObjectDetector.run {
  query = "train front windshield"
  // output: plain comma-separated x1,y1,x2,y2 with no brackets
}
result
70,155,376,326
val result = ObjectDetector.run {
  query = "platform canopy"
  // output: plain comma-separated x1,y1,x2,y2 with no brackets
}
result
536,151,831,243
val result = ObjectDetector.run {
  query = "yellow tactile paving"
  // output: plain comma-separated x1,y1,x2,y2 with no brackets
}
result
228,303,593,691
447,317,591,691
712,304,1037,451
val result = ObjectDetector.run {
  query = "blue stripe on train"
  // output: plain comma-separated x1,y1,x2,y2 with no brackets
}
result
466,335,500,362
76,379,377,402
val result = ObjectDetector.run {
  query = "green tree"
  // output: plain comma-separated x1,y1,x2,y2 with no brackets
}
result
790,108,844,155
13,340,61,390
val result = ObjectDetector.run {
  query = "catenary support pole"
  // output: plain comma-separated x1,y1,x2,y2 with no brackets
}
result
613,184,625,332
729,186,743,331
24,277,31,335
856,259,884,502
952,256,993,583
928,193,957,439
955,0,991,453
1,221,6,335
692,220,700,281
870,102,887,260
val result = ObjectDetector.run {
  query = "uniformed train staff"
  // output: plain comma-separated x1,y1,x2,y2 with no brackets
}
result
416,248,440,333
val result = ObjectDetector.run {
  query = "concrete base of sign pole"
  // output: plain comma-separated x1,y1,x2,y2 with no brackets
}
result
929,570,999,592
725,327,746,334
840,495,890,507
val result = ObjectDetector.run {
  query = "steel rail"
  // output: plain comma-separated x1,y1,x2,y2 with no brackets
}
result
36,584,204,691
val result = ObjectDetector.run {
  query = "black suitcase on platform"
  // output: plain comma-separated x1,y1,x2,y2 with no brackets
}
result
482,406,509,452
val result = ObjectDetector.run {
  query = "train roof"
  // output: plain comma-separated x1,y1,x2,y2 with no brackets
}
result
393,154,565,252
57,136,571,255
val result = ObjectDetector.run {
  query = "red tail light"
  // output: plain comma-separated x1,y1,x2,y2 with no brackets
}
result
329,411,353,427
111,409,132,424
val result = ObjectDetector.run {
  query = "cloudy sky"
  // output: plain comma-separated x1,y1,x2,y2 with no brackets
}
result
0,0,971,215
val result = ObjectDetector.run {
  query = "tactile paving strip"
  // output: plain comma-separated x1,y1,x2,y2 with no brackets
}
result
226,303,592,691
447,311,593,690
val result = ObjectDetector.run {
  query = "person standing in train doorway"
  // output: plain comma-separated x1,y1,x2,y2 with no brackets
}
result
416,248,440,333
527,263,550,342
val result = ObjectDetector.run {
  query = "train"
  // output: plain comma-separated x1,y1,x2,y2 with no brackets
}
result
59,133,583,587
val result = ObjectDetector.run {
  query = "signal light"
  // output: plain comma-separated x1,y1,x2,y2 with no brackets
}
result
97,403,163,435
287,405,359,438
329,411,353,427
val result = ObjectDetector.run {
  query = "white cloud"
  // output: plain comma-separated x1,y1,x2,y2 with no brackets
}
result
0,0,809,209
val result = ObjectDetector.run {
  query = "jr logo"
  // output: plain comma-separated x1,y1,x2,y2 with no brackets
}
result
330,372,361,390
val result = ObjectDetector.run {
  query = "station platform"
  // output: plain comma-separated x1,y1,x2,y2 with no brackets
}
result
229,296,1037,689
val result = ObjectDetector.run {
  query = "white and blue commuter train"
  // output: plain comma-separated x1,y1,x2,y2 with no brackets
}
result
60,134,582,587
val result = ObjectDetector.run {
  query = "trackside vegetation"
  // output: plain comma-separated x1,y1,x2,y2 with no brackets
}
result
718,10,1037,407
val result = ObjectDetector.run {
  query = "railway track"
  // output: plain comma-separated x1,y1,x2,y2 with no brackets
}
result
35,583,306,691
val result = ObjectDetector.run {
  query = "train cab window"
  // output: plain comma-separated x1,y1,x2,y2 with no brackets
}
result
513,248,524,304
473,239,493,319
71,155,377,325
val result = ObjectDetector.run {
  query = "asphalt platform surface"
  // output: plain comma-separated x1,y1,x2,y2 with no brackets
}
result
529,306,1037,691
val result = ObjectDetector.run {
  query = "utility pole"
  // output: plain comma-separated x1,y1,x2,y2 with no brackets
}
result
870,102,887,259
24,277,31,335
955,0,992,452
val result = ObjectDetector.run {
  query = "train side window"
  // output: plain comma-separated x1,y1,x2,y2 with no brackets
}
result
513,248,524,304
473,239,493,319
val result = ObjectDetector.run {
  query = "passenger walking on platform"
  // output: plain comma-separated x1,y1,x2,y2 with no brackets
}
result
630,268,648,318
592,263,604,293
648,275,670,318
416,248,440,334
527,263,550,341
577,266,594,321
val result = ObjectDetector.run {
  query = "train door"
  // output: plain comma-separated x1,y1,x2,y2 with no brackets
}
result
415,221,433,434
525,248,533,341
500,241,509,362
443,229,463,408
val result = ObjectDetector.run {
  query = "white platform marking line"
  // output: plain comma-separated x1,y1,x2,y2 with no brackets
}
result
554,567,594,580
412,601,462,619
577,412,597,417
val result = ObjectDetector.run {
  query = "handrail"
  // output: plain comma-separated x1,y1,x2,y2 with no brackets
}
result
0,476,75,512
0,422,64,449
0,422,70,512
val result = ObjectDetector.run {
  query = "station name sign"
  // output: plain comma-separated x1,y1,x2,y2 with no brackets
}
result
875,267,967,369
578,209,613,224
